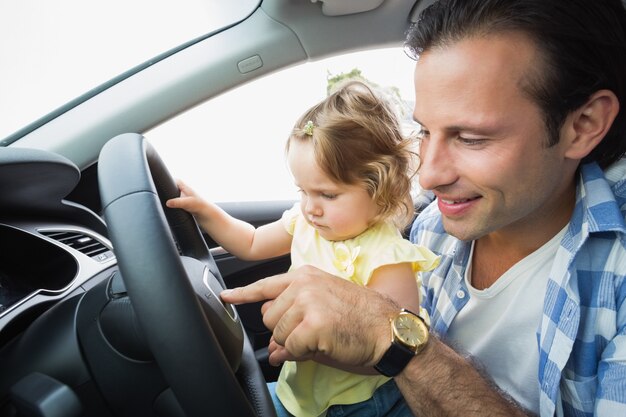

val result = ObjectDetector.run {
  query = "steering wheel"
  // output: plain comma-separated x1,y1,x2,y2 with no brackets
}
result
98,133,276,417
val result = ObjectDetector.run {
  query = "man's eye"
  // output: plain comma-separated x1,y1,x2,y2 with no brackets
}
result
417,128,430,139
458,137,486,146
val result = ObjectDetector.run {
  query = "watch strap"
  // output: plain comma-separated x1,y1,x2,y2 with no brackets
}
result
374,340,416,377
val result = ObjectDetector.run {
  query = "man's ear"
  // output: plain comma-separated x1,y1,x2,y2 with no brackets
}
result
563,89,620,160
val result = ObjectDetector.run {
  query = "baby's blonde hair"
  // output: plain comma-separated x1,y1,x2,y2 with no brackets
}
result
286,80,417,229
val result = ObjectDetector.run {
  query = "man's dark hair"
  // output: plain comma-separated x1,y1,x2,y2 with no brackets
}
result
406,0,626,168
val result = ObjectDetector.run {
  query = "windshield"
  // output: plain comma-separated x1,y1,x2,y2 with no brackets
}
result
0,0,260,142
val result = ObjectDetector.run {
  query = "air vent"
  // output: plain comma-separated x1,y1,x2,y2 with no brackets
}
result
40,230,114,262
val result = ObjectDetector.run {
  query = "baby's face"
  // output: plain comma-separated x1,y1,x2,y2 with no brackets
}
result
287,140,378,241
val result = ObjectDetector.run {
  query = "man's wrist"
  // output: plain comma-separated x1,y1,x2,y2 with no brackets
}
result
371,304,401,366
374,308,430,377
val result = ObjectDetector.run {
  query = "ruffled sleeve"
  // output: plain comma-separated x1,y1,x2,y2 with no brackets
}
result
353,223,440,286
281,203,300,236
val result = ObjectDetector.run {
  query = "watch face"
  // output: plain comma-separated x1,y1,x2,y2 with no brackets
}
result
393,312,428,349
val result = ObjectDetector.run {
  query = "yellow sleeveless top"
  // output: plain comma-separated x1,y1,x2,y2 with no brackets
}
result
275,204,439,417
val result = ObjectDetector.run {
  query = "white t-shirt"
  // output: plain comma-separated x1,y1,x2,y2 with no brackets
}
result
446,226,567,414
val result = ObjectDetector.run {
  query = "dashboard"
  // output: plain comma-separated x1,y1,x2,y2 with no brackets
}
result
0,147,117,342
0,142,277,416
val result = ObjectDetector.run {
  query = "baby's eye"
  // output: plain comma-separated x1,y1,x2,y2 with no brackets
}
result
321,193,337,200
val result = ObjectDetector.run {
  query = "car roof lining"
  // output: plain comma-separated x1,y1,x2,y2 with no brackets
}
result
11,0,423,170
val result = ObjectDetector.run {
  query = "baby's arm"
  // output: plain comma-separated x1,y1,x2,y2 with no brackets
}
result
367,262,420,313
166,180,292,261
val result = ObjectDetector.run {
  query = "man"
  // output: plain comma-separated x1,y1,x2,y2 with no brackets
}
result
222,0,626,415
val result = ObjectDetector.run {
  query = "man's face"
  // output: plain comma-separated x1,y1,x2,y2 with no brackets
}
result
413,32,578,242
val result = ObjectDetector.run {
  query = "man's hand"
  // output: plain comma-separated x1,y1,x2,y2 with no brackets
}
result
267,336,295,366
220,265,397,368
221,265,533,416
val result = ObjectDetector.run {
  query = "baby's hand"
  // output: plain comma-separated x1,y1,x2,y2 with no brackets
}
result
166,180,208,217
165,180,221,232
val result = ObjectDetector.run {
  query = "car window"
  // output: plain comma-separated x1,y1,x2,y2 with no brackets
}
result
0,0,259,141
147,47,418,203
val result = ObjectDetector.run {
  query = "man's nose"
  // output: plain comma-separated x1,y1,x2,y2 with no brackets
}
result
418,136,457,191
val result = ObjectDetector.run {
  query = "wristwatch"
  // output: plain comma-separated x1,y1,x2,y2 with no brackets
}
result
374,309,429,377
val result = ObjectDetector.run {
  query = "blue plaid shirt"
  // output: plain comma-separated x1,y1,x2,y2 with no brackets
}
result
410,159,626,417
